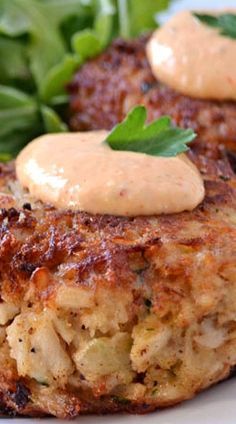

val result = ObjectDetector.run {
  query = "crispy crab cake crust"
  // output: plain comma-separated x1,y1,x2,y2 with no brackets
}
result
0,155,234,417
68,36,236,159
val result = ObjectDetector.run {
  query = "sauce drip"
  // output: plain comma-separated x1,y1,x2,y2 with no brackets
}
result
147,10,236,100
16,131,204,216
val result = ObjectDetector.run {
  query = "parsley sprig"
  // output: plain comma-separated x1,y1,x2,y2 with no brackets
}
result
193,12,236,40
105,106,196,157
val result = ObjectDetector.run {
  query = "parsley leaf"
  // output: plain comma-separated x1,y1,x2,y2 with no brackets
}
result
193,12,236,40
105,106,196,157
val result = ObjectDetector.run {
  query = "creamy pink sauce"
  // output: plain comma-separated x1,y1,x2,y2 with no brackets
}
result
147,10,236,100
16,131,205,216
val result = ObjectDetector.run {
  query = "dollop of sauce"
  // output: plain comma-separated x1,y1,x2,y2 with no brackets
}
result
16,131,205,216
147,10,236,100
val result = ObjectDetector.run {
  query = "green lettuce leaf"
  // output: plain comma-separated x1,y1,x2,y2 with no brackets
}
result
0,85,38,137
39,0,92,26
72,29,102,59
41,105,68,133
0,0,30,36
0,85,41,155
0,38,29,85
117,0,169,38
39,54,80,102
94,0,116,46
0,0,172,157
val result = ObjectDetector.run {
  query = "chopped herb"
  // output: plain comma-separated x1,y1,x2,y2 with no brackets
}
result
37,380,49,387
144,298,152,309
219,175,230,182
105,106,196,157
112,396,131,405
193,12,236,40
23,202,32,211
140,81,155,94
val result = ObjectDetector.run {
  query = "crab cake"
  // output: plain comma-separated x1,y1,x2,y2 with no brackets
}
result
68,37,236,160
0,154,233,417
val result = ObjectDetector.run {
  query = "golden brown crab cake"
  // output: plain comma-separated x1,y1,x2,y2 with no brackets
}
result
0,155,234,417
68,37,236,162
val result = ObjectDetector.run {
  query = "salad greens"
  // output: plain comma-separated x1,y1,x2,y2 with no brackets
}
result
105,106,196,157
0,0,171,158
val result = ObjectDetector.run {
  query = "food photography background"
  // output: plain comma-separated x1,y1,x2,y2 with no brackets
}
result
0,0,236,423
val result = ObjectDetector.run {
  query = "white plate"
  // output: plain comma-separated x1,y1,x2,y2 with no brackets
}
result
3,1,236,422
